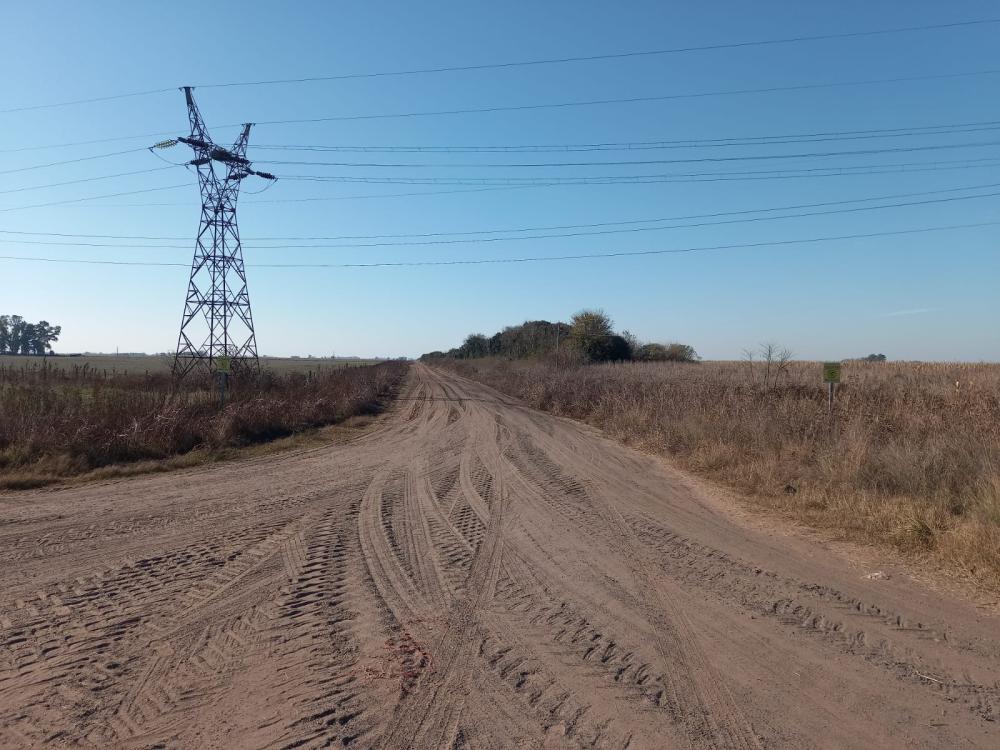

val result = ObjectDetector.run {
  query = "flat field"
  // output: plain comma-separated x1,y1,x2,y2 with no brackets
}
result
0,354,382,376
439,357,1000,591
0,358,407,488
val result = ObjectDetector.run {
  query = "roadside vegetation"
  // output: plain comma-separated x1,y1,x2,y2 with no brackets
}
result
0,353,384,376
429,312,1000,591
421,310,697,364
0,359,408,489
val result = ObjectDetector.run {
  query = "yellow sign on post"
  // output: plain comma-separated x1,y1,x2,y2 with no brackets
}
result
216,356,231,374
822,361,842,384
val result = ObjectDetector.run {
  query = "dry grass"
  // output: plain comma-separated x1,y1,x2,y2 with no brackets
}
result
0,354,383,376
0,360,408,488
440,358,1000,591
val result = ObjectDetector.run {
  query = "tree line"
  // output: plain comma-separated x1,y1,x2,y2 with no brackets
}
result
421,310,697,364
0,315,61,355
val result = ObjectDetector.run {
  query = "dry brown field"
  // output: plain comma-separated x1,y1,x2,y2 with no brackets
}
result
0,358,406,488
0,354,382,376
439,357,1000,592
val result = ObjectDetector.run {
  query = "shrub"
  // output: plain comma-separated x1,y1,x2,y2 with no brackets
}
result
569,310,631,362
636,343,698,362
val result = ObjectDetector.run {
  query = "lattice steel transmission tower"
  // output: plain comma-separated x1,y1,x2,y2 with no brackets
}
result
168,86,274,379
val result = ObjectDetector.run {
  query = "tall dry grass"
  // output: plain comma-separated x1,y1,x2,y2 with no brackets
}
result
441,358,1000,590
0,360,408,487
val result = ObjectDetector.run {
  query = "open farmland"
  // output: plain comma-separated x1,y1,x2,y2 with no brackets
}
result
437,358,1000,591
0,354,383,377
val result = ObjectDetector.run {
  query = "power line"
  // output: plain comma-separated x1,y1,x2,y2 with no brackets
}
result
0,220,994,268
7,181,996,242
253,122,1000,154
38,184,555,208
196,19,1000,89
258,182,1000,239
0,88,176,116
0,147,150,175
274,157,1000,185
0,184,190,213
249,70,1000,127
17,158,1000,211
0,167,178,196
1,188,996,250
7,148,994,207
5,17,997,116
0,129,184,155
6,72,999,155
254,139,1000,168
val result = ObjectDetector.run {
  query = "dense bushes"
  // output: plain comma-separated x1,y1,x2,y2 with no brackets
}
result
635,342,698,362
422,320,570,361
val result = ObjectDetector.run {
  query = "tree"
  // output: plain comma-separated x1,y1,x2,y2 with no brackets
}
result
423,312,699,366
458,333,490,359
0,315,61,355
635,342,698,362
568,310,630,362
8,316,26,355
743,342,793,390
620,330,641,358
34,321,61,354
863,353,887,362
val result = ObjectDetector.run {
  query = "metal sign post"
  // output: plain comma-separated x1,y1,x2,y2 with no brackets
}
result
822,361,842,417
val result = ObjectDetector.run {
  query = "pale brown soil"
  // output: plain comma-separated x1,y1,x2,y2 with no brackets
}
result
1,364,998,749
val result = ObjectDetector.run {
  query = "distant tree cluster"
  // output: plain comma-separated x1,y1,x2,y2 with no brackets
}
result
422,320,571,362
0,315,61,355
863,353,888,362
421,310,698,365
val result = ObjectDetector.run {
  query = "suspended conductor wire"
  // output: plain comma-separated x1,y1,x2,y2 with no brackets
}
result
0,220,996,268
246,70,1000,127
252,139,1000,168
4,17,998,115
1,188,997,250
249,120,1000,154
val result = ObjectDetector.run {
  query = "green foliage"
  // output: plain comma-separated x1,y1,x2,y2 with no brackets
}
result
459,334,490,359
569,310,630,363
864,353,888,362
635,342,699,362
0,315,61,355
420,320,570,361
421,310,696,367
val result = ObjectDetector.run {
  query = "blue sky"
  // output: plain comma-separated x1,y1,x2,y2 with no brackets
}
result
2,1,998,360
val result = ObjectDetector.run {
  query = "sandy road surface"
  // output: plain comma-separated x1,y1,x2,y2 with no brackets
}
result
1,364,998,749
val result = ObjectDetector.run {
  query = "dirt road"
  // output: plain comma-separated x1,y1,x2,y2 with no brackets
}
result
1,364,997,749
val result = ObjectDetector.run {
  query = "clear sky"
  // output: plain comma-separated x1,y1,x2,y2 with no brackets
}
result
2,1,998,360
